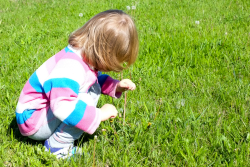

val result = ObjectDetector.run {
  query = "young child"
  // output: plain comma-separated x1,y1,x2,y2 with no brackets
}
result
15,9,139,159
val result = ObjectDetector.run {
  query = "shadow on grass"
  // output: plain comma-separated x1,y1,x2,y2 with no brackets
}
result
7,116,94,146
7,117,43,146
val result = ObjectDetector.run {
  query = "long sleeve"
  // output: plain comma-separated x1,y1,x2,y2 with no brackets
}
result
16,47,101,135
43,50,100,134
97,74,122,98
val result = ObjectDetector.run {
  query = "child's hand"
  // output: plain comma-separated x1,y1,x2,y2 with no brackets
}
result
116,79,136,93
100,104,118,121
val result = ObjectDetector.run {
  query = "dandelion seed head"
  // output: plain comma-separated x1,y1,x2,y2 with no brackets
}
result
132,6,136,10
94,135,97,139
126,6,131,10
79,13,83,17
176,103,180,109
225,32,228,35
195,20,200,25
180,99,185,106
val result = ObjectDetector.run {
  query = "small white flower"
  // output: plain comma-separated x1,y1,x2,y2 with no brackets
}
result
176,99,185,109
132,6,136,10
195,21,200,25
94,135,97,139
79,13,83,17
180,99,185,106
126,6,131,10
225,32,228,35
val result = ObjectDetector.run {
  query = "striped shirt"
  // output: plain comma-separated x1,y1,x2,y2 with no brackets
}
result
16,46,121,136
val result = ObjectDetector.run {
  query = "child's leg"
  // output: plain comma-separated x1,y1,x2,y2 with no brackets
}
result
47,122,83,148
30,82,101,149
28,107,61,141
48,82,101,148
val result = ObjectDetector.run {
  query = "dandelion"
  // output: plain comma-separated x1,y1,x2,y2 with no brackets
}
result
176,103,180,109
176,99,185,109
147,122,152,129
79,13,83,17
126,6,131,10
132,6,136,10
180,99,185,106
93,135,97,167
225,32,228,35
195,20,200,25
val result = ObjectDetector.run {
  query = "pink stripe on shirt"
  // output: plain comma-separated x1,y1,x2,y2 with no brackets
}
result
45,56,57,74
18,108,46,135
45,88,77,101
22,80,37,95
54,49,66,63
75,106,100,134
19,90,47,104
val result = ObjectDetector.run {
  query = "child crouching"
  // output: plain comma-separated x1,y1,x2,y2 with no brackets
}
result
15,9,139,159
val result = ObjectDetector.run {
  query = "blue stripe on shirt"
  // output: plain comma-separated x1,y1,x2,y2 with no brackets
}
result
29,72,44,93
16,109,36,124
63,100,87,126
43,78,80,94
65,46,74,53
97,74,109,88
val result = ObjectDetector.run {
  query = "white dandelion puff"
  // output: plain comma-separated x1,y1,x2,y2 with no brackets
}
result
176,99,185,109
126,6,131,10
79,13,83,17
195,20,200,25
132,6,136,10
176,103,180,109
180,99,185,106
225,32,228,35
94,135,97,139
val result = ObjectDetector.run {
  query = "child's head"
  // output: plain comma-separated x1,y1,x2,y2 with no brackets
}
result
68,10,139,72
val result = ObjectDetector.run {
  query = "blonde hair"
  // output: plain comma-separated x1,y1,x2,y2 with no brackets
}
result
68,10,139,72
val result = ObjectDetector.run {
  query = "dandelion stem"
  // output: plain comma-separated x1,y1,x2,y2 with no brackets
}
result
123,92,127,125
129,68,132,80
154,103,162,121
92,137,97,167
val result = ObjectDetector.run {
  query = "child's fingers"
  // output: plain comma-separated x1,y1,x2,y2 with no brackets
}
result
118,79,136,91
127,83,136,90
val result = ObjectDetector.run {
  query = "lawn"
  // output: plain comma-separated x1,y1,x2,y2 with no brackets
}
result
1,0,250,166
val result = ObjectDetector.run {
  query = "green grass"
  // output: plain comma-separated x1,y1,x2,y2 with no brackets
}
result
1,0,250,166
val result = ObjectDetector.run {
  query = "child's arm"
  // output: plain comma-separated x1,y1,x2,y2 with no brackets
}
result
43,54,107,135
97,74,136,97
115,79,136,93
99,104,118,121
